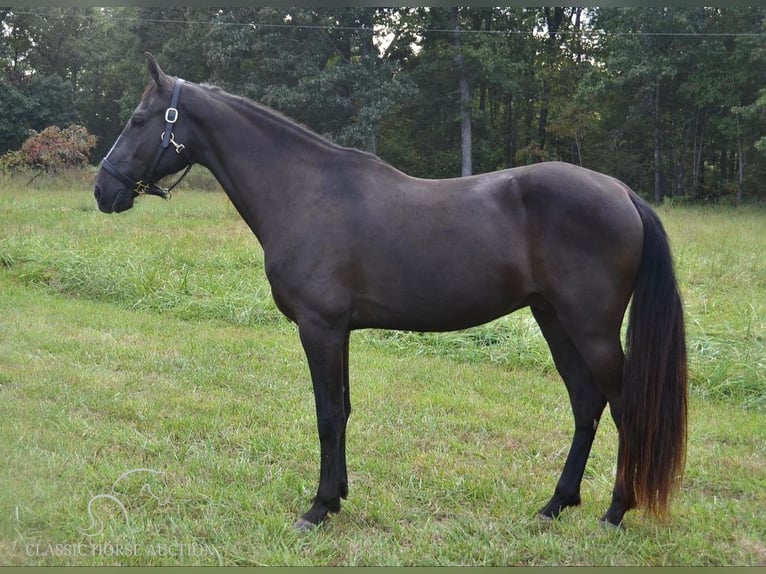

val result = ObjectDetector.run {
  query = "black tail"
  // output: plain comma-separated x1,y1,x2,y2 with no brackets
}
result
620,192,688,517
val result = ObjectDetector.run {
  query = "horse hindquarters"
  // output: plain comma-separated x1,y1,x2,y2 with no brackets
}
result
534,191,687,527
520,168,645,525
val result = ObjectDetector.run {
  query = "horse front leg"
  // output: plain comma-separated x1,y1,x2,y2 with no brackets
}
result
293,320,350,531
339,333,351,499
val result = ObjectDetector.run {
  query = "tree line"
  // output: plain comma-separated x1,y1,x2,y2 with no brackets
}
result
3,7,766,202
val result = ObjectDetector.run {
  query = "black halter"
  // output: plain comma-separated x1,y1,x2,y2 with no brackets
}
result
101,78,193,200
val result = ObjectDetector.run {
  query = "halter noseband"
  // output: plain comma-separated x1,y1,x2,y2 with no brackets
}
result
101,78,193,200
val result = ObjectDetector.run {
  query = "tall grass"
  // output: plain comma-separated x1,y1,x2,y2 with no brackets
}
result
0,172,278,326
659,204,765,409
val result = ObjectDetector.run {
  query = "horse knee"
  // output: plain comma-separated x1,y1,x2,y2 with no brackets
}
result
316,412,344,442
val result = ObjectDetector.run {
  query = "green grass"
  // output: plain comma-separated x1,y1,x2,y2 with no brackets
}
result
0,174,764,565
665,204,766,409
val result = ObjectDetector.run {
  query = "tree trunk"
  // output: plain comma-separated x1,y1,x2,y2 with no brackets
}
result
691,107,708,198
538,8,565,157
737,135,744,205
538,97,549,155
504,92,515,168
654,82,663,203
675,123,688,197
452,7,472,176
719,145,728,188
675,151,685,197
573,7,583,63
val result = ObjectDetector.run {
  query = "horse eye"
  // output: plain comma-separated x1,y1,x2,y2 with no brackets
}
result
131,116,145,127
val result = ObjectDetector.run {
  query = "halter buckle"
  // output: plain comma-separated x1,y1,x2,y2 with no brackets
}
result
165,107,179,123
134,180,150,196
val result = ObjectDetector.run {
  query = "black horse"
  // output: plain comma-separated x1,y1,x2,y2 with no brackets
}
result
94,54,687,530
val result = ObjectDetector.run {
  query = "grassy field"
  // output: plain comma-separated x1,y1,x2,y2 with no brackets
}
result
0,173,764,565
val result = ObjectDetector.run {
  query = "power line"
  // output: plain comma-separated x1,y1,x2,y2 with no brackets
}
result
5,9,766,39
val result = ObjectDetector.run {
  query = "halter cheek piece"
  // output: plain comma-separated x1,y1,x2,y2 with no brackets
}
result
101,78,193,200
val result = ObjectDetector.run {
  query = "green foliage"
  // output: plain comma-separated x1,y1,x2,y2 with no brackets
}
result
3,7,766,199
736,89,766,154
0,74,80,154
0,81,34,153
593,7,766,200
203,8,417,153
0,150,25,174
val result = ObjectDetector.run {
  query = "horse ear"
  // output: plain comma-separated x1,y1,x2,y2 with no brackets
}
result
145,52,172,92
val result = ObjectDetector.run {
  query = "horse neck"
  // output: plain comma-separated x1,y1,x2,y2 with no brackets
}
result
186,85,337,245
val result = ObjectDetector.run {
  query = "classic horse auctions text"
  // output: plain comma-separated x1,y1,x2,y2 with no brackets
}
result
25,541,219,560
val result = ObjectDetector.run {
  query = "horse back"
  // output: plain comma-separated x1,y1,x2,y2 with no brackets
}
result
268,160,643,333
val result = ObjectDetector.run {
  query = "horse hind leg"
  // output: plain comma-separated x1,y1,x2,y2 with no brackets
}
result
599,398,636,528
548,303,634,526
531,306,609,521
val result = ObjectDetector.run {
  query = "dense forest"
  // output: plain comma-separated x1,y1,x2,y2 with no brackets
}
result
3,6,766,202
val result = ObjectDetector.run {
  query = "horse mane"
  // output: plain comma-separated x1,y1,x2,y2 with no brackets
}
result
197,82,391,167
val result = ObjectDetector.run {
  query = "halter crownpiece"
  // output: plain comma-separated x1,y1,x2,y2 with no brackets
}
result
101,77,193,200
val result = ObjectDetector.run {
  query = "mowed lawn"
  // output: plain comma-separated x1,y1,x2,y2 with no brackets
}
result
0,178,764,565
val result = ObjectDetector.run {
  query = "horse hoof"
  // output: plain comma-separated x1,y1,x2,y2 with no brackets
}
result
292,518,317,532
599,518,624,531
536,512,558,527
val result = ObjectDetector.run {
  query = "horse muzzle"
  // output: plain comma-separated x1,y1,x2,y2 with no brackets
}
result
94,184,135,214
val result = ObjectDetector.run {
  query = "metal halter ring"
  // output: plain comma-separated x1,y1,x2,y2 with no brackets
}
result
134,180,151,196
159,131,185,154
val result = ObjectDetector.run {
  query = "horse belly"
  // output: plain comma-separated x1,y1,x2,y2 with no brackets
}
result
350,226,531,332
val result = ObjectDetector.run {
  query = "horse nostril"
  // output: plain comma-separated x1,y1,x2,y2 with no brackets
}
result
94,185,102,201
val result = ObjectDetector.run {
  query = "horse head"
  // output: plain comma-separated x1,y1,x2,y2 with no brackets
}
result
94,53,193,213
